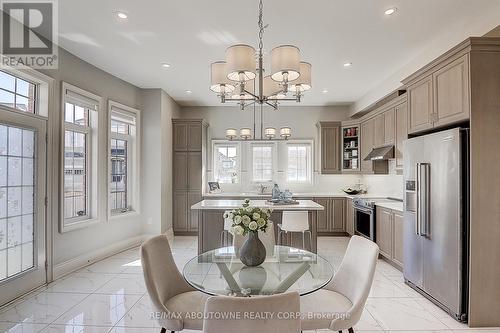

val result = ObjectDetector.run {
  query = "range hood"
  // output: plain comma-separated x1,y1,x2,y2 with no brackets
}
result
364,145,394,161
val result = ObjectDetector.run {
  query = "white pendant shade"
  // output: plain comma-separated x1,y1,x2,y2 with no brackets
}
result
280,127,292,139
226,44,257,82
263,76,285,99
264,127,276,139
240,128,252,140
289,62,312,92
210,62,236,93
271,45,300,83
225,128,238,140
231,79,256,100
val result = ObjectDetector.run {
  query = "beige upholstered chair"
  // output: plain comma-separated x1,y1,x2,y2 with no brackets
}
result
141,235,209,333
202,291,301,333
300,235,379,332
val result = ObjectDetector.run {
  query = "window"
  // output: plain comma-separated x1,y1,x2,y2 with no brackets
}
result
61,82,100,231
252,145,273,182
287,143,312,183
109,102,140,215
0,71,36,113
213,143,239,184
64,103,90,220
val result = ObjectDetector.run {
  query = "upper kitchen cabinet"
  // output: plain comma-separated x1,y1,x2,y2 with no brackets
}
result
360,119,374,173
433,54,470,128
173,120,204,151
341,125,360,172
319,122,341,174
373,114,385,148
407,75,434,133
383,108,396,145
403,46,471,135
395,102,408,169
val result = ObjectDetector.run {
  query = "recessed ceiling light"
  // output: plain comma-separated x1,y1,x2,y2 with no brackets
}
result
185,90,193,94
116,12,128,19
384,7,397,15
161,63,171,68
343,62,352,67
321,89,328,94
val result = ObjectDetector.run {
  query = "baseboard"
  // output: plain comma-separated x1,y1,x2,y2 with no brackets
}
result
52,235,145,280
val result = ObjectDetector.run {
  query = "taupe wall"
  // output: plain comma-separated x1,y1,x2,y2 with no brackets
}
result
141,89,180,235
39,48,143,267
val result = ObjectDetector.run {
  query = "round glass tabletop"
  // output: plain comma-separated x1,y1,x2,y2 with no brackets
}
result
183,245,334,296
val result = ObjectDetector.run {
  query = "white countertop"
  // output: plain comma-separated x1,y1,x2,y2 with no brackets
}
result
203,192,393,199
191,199,325,211
375,200,404,212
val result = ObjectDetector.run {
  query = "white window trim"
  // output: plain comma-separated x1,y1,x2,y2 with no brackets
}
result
285,139,314,185
250,142,277,184
0,63,51,118
107,100,141,219
212,140,241,184
59,82,102,233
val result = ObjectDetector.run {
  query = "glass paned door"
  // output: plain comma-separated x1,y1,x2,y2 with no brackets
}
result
0,111,46,306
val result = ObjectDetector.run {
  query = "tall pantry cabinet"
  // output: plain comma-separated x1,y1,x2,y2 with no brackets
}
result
172,119,207,235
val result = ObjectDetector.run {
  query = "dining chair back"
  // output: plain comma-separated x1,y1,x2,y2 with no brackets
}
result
279,211,311,250
141,235,207,332
202,291,301,333
326,235,379,331
281,211,309,232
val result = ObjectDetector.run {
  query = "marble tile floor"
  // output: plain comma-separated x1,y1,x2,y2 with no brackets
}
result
0,236,499,333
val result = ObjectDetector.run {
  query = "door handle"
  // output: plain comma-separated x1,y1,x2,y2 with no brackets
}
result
415,164,421,236
416,163,430,237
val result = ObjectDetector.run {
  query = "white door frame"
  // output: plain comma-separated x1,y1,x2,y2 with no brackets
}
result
0,109,47,305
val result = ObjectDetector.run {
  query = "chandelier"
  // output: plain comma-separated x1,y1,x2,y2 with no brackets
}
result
209,0,312,141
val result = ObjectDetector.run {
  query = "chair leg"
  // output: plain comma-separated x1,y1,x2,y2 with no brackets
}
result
348,328,355,333
306,230,312,251
302,231,306,250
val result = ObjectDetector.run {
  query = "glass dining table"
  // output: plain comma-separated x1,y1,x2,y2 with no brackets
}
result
182,245,334,297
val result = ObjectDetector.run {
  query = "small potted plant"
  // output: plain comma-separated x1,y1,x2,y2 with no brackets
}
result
223,199,272,266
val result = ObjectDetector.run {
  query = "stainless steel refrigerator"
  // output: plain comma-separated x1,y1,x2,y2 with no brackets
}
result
403,127,469,322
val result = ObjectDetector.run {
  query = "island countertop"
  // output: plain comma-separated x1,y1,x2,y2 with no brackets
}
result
191,199,325,211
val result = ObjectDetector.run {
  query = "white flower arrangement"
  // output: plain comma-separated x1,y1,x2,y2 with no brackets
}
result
223,199,272,236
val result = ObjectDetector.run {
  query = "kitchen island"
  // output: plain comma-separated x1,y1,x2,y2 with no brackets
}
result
191,199,325,254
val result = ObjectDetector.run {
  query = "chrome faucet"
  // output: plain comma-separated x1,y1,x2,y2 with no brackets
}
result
258,184,268,194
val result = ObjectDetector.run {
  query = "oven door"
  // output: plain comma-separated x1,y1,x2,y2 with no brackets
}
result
354,206,375,241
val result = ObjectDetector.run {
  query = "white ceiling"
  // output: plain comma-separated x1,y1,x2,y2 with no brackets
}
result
58,0,500,108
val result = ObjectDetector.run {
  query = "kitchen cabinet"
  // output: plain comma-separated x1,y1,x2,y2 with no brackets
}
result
173,121,203,151
173,119,207,235
173,192,188,232
315,198,331,233
319,122,341,174
408,76,434,134
375,206,404,270
392,211,404,267
383,108,396,145
405,54,470,135
345,198,354,235
395,102,408,168
433,54,470,127
373,114,385,148
376,207,393,258
314,197,346,235
360,119,374,173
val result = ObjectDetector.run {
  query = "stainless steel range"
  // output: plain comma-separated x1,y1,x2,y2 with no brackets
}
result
353,198,378,241
353,197,402,241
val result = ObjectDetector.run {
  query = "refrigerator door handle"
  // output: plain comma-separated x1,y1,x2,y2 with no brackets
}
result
416,164,421,236
417,163,431,237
